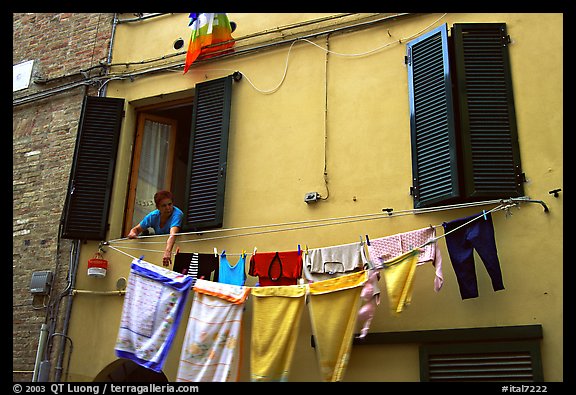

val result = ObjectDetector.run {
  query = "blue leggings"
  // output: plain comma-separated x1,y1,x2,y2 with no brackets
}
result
442,212,504,299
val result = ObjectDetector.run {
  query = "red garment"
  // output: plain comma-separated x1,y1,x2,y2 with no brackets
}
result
249,251,303,286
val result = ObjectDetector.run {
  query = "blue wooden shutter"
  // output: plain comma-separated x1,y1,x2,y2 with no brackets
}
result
184,75,232,230
61,96,124,240
407,24,460,208
452,23,524,199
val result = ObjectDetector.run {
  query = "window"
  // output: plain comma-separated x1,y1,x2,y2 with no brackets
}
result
407,23,524,209
125,113,178,233
61,75,234,240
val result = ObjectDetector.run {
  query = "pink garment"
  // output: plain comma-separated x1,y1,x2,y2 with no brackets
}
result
368,227,443,292
356,269,381,339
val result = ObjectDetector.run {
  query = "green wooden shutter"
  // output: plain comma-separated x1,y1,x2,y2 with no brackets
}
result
407,24,460,208
184,75,233,230
61,96,124,240
452,23,524,199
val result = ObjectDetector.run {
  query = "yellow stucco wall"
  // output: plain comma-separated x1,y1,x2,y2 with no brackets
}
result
66,13,563,382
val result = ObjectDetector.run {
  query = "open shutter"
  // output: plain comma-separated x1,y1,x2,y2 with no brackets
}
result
61,96,124,240
452,23,524,199
184,75,232,230
407,24,460,209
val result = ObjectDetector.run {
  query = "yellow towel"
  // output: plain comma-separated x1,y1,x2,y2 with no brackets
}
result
250,284,306,381
308,270,368,381
379,249,420,314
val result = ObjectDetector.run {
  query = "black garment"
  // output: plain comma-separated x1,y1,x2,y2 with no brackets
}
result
173,252,219,282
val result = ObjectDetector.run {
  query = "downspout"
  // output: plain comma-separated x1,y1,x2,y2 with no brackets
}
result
52,239,80,382
32,324,49,381
100,13,118,98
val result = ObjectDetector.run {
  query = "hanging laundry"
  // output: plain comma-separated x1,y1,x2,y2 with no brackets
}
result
218,251,247,286
250,284,306,381
249,250,303,286
174,252,219,282
176,279,250,382
115,258,193,372
308,270,368,381
442,212,505,299
356,269,381,339
303,241,369,282
378,249,421,314
368,226,444,292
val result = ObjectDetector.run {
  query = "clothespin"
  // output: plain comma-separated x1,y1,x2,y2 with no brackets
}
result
253,246,257,256
221,250,226,257
138,255,144,263
298,244,301,255
365,234,371,246
482,210,488,220
98,241,107,254
242,249,246,258
214,247,218,257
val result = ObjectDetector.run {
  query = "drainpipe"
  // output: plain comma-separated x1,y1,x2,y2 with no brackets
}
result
53,239,80,382
32,324,49,381
100,13,118,97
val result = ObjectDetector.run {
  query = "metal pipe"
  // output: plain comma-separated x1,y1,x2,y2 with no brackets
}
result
510,197,549,212
116,13,167,24
72,289,126,296
53,239,80,382
32,324,49,382
99,13,118,97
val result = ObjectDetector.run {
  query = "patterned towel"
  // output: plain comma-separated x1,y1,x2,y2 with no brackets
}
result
250,284,307,381
177,279,250,382
115,258,193,372
308,270,368,381
368,227,443,292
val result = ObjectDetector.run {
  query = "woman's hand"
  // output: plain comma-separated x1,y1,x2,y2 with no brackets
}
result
162,251,172,267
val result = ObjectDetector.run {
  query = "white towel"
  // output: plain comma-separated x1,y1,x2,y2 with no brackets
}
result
177,279,250,382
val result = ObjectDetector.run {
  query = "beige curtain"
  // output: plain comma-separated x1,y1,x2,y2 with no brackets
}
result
132,120,171,228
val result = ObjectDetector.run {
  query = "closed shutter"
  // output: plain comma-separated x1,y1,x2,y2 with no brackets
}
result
420,341,543,382
185,75,232,230
407,24,460,208
452,23,524,199
61,96,124,240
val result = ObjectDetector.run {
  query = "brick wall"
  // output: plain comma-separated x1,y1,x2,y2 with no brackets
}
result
12,13,114,382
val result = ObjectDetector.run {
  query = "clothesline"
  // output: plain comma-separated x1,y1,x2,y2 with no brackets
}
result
107,198,521,245
105,201,516,260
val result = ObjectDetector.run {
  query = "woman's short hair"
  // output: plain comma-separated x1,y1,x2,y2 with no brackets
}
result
154,190,173,207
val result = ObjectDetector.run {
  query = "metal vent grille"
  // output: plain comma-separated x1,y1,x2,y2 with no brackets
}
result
428,351,535,381
420,340,543,382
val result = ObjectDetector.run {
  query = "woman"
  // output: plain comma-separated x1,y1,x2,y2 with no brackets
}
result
127,190,183,266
